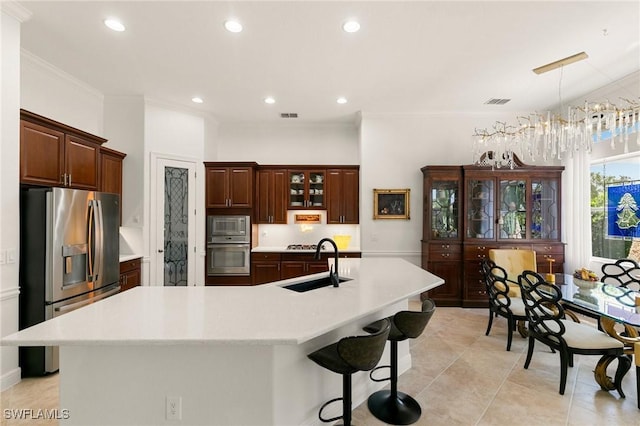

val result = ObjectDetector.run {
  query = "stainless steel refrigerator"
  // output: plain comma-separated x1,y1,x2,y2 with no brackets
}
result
19,187,121,376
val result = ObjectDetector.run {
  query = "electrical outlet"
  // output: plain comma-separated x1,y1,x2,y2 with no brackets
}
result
0,250,6,265
166,396,182,420
6,248,16,264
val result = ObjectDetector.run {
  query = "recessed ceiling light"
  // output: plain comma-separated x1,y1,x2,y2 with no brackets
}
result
104,18,125,32
264,97,276,105
191,97,204,104
342,20,360,33
224,20,243,33
337,97,348,104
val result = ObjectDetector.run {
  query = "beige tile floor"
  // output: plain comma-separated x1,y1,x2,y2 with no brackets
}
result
1,306,638,425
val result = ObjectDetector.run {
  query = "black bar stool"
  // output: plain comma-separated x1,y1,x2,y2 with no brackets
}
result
307,318,391,426
363,298,436,425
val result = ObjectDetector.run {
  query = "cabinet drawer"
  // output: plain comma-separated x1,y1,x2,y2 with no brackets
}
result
428,243,461,261
531,244,564,255
252,252,281,261
463,245,492,261
120,257,141,274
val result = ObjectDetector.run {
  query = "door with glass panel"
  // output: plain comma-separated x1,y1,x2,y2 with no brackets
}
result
156,159,196,286
498,179,526,240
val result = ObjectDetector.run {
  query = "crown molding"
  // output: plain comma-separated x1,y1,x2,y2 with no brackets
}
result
21,49,104,100
1,1,32,23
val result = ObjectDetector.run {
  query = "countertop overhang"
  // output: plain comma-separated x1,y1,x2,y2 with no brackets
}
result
2,258,443,347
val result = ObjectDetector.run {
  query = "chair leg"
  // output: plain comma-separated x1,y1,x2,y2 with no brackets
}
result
524,336,535,369
485,309,494,336
367,341,422,425
559,349,569,395
506,316,514,351
636,364,639,409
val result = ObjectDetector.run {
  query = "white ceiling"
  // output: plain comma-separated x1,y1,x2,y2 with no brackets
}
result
16,1,640,124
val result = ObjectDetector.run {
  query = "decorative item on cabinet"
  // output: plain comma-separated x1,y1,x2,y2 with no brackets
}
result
119,258,141,292
204,162,257,209
421,155,565,308
20,109,106,190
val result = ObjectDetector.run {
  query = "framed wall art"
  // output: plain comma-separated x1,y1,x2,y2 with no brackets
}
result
373,188,410,220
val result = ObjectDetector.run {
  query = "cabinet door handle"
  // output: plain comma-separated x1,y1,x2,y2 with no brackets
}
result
68,174,72,186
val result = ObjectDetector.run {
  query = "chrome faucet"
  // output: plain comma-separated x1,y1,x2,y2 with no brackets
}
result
315,238,339,287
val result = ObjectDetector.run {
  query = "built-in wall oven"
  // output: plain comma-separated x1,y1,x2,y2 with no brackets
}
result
206,215,251,276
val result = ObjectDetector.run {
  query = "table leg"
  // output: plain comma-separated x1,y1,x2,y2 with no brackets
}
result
594,354,632,397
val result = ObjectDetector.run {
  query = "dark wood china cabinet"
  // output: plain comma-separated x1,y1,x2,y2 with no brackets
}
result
422,155,564,307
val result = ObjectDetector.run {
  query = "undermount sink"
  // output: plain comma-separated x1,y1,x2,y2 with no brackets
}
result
282,276,353,293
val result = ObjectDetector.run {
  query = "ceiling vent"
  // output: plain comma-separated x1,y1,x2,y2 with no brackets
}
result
280,113,298,118
484,98,511,105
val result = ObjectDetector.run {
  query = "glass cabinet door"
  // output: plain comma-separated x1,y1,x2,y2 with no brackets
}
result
499,179,526,239
430,180,459,239
288,170,325,209
531,179,559,239
466,179,494,239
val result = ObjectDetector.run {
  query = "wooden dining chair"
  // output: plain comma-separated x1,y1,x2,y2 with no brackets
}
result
481,259,527,351
518,270,628,396
488,248,536,296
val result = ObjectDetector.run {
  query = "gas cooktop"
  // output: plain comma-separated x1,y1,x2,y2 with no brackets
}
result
285,244,325,250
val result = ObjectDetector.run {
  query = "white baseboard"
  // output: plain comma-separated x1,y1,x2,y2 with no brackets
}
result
0,366,21,392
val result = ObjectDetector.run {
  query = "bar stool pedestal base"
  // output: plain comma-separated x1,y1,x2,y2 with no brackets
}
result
367,389,421,425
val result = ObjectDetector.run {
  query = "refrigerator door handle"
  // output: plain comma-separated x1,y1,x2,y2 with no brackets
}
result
87,200,95,281
93,199,104,284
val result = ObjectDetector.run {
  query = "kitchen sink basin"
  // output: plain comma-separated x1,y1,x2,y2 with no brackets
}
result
282,276,352,293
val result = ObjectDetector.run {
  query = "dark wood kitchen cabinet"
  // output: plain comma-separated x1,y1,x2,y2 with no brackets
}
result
287,169,326,209
119,257,141,292
256,168,288,224
326,167,359,224
251,252,362,284
100,146,126,223
205,162,256,209
20,110,105,190
251,253,282,285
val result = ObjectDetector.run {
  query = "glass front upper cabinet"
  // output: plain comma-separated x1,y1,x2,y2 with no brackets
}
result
498,179,526,240
466,178,494,239
430,180,459,239
288,170,325,209
531,179,559,239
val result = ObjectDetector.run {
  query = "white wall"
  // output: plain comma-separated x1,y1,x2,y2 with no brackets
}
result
1,7,26,391
358,112,518,265
216,122,359,164
20,51,104,135
144,101,207,286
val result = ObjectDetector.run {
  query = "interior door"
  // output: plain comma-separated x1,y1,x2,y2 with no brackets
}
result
155,158,196,286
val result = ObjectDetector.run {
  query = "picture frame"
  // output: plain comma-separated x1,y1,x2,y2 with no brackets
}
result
373,188,410,220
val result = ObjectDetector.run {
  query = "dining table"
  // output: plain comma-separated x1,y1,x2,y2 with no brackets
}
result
554,273,640,395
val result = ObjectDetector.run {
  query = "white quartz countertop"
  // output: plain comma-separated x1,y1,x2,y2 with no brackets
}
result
119,254,142,262
2,258,442,347
252,246,361,253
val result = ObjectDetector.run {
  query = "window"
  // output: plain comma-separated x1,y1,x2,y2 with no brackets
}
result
590,153,640,259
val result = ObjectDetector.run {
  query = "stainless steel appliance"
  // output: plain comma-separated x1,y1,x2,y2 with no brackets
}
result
19,187,121,376
207,215,250,276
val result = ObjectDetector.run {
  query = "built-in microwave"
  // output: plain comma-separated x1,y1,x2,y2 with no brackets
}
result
207,215,250,243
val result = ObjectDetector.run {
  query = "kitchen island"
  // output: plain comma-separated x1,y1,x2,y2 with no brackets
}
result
3,258,443,425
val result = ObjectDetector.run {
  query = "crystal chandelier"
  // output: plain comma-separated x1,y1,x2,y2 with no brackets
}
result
473,98,640,169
